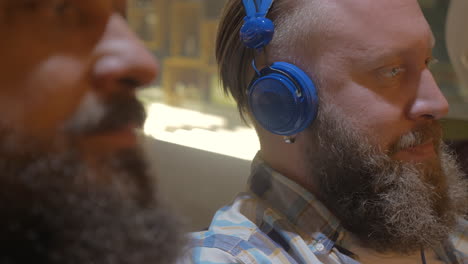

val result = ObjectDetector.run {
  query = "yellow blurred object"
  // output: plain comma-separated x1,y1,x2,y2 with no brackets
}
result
162,2,219,105
127,0,169,52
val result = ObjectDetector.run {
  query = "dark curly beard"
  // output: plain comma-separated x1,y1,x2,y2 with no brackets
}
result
0,91,183,263
305,105,468,254
0,146,183,264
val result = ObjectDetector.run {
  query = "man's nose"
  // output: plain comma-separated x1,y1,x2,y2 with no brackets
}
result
407,69,449,121
92,14,159,94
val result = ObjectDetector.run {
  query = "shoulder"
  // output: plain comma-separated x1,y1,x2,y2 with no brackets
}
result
178,242,241,264
182,231,282,264
450,217,467,257
181,196,296,264
180,195,258,264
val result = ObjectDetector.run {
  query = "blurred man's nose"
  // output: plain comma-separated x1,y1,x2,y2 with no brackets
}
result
92,14,159,94
408,69,449,121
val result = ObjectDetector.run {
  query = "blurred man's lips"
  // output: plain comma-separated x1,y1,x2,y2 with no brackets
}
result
393,140,436,162
83,124,139,150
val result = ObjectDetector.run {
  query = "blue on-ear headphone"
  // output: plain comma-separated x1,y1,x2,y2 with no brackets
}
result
240,0,319,136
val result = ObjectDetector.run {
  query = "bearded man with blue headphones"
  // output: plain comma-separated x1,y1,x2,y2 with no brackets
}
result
184,0,468,263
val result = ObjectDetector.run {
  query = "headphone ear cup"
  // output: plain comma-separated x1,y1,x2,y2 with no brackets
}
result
240,17,275,49
248,62,319,136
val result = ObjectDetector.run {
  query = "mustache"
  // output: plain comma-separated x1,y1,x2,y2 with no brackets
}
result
388,122,442,155
63,93,147,136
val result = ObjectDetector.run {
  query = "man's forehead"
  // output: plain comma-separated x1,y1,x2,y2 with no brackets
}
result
320,1,432,54
325,0,425,29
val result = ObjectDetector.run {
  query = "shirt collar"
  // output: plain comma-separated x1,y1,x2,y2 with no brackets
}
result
247,153,355,251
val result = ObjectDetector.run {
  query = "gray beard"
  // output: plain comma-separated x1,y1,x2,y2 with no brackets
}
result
305,106,468,254
0,143,183,264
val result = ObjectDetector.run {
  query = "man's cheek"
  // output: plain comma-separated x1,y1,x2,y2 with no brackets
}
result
14,59,91,141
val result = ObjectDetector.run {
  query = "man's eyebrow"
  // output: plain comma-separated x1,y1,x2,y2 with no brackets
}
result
113,0,127,19
351,34,437,69
349,46,405,69
5,0,49,12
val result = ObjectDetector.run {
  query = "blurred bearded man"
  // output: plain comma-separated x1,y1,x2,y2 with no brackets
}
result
185,0,468,263
0,0,182,263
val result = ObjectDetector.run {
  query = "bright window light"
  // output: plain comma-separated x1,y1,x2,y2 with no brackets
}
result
144,103,260,160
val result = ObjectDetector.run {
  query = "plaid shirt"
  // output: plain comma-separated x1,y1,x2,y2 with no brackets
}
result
184,154,467,264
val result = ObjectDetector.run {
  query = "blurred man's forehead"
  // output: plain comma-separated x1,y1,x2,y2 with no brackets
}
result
0,0,121,12
0,0,123,25
1,0,48,9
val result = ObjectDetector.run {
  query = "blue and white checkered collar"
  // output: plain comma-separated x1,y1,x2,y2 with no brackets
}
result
248,153,357,256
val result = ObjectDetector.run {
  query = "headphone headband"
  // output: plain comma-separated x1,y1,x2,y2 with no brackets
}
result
240,0,275,49
242,0,274,18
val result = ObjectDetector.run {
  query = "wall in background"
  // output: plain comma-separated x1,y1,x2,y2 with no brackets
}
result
143,137,251,231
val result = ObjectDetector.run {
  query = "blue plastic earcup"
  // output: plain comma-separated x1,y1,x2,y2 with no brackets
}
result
248,62,319,135
240,17,275,49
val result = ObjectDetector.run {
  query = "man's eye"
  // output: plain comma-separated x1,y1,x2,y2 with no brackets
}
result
55,1,70,13
14,0,46,12
380,67,406,78
53,0,76,15
425,57,439,69
16,0,71,16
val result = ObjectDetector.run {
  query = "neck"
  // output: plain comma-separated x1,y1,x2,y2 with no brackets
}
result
259,130,318,195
